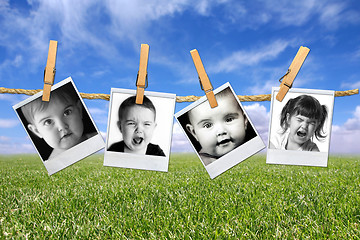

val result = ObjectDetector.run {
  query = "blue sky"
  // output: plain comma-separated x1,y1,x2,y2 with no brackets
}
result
1,0,359,154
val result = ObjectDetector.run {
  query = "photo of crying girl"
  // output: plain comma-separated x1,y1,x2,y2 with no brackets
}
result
267,88,334,167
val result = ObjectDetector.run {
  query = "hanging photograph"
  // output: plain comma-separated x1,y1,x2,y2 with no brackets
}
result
104,88,176,172
13,77,105,175
267,87,334,167
175,82,265,179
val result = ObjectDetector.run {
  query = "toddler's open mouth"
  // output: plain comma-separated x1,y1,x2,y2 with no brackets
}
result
133,137,144,145
296,130,307,138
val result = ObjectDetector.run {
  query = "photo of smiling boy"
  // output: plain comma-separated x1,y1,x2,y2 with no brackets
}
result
18,82,97,160
108,95,165,156
183,87,256,166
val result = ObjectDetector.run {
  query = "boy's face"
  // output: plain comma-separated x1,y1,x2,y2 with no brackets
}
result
186,94,247,158
287,113,317,146
118,105,156,154
28,98,84,150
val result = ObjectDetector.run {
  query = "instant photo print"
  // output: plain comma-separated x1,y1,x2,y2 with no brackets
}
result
267,88,334,167
104,88,176,172
13,77,105,175
175,82,265,179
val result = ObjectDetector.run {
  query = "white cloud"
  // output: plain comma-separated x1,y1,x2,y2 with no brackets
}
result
88,107,107,116
103,0,188,47
354,48,360,59
219,0,360,32
342,81,360,90
319,3,345,28
265,0,317,26
1,0,228,72
193,0,230,16
87,106,109,126
0,118,19,128
319,2,360,30
244,103,270,144
171,121,195,152
248,80,276,95
209,39,291,73
1,0,357,80
0,94,26,105
0,136,35,154
330,105,360,153
1,0,117,65
343,106,360,130
0,55,23,77
0,136,10,141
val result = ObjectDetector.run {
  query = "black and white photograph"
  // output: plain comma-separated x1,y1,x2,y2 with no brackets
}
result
104,88,176,172
13,77,105,175
175,82,265,179
267,87,334,167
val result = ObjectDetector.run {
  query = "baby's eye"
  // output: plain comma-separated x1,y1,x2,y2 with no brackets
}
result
203,122,212,128
64,108,72,116
225,117,234,123
127,122,135,126
43,119,53,126
144,123,152,127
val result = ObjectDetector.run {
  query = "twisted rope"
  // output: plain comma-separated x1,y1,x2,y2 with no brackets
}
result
0,87,358,102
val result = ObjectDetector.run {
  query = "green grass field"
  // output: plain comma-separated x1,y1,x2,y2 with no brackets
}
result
0,154,359,239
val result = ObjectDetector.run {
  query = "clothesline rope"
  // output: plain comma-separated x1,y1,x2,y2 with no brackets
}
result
0,87,358,102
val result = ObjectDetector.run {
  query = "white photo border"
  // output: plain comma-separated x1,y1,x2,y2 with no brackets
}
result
175,82,265,179
266,87,335,167
104,88,176,172
12,77,105,175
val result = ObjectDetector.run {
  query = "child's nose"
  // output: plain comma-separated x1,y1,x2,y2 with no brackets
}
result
57,121,68,132
216,125,227,136
301,122,309,129
135,124,144,133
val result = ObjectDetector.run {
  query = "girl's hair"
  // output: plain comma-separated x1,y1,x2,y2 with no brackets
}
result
280,95,328,140
21,82,78,124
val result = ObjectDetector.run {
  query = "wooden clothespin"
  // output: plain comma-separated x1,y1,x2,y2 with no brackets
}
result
135,44,150,104
42,40,58,101
190,49,218,108
276,46,310,102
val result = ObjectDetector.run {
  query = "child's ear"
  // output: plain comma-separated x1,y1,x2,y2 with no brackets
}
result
27,124,43,139
186,124,198,141
286,113,290,123
117,121,122,133
76,100,83,119
244,115,248,130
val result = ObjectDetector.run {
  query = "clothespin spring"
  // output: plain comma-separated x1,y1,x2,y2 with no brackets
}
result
199,76,214,94
44,67,56,85
136,72,148,89
278,69,291,88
